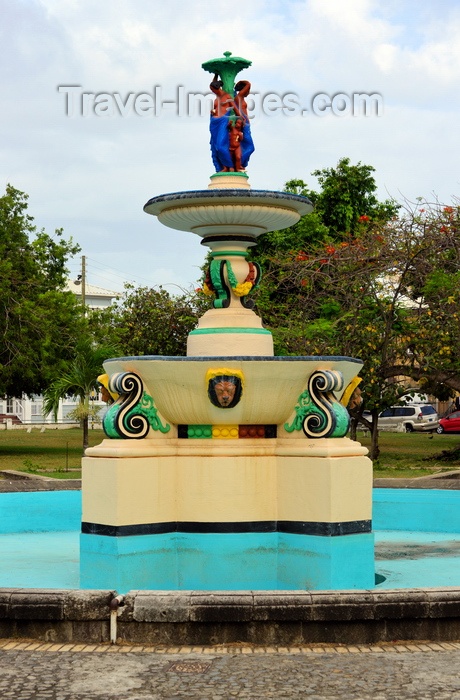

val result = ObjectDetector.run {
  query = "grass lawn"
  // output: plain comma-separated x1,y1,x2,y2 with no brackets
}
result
0,428,103,478
359,430,460,478
0,427,459,480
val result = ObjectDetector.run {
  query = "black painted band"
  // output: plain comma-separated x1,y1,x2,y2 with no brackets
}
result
81,520,372,538
104,354,363,364
200,234,257,245
81,521,174,537
277,520,372,536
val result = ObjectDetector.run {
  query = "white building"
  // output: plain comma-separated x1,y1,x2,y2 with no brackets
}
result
65,281,119,310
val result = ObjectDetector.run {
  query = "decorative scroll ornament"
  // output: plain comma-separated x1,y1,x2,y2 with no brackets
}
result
103,372,170,439
202,259,261,309
284,370,350,439
225,260,260,297
203,259,231,308
340,376,363,409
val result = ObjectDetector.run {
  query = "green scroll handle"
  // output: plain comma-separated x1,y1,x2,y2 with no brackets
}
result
210,259,231,309
302,370,350,439
103,372,150,440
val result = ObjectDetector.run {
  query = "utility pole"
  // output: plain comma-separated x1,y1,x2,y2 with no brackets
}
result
74,255,87,311
81,255,86,309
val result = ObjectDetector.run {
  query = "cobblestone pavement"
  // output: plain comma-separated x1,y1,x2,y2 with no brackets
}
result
0,640,459,699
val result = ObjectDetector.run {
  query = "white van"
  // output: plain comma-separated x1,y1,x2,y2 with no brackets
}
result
377,405,439,432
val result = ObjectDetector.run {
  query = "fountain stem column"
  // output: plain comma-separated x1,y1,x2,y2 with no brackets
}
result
188,217,273,356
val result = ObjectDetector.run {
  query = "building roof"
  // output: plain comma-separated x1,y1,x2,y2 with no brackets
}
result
65,280,119,299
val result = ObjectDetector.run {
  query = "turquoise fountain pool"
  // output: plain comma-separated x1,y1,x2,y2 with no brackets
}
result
0,489,458,592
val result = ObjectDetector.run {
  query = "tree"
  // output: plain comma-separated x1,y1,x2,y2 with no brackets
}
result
93,285,202,357
250,158,398,357
43,338,118,451
251,196,460,459
0,184,82,398
305,157,398,236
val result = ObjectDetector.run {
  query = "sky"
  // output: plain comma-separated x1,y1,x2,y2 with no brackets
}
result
1,0,460,295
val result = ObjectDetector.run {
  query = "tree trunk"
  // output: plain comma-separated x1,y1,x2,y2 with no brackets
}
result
369,410,380,461
350,417,358,441
82,416,89,452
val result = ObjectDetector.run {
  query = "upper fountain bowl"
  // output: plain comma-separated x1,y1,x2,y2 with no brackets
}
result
143,189,313,240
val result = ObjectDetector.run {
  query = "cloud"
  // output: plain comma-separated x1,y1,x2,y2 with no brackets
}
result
1,0,459,292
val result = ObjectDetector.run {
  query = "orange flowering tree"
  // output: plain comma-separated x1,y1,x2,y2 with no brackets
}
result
251,196,460,459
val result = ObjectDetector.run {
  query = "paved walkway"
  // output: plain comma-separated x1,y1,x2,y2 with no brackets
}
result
0,640,459,699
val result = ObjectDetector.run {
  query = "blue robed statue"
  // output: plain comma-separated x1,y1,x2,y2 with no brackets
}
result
209,76,255,172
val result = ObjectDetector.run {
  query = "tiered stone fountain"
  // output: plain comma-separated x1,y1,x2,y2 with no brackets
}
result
81,53,374,593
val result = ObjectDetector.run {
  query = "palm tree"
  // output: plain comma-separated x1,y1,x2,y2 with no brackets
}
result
43,339,118,451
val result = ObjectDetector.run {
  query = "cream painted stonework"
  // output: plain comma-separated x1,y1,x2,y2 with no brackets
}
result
82,438,372,527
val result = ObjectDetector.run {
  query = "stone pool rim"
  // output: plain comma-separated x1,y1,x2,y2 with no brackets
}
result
0,587,459,646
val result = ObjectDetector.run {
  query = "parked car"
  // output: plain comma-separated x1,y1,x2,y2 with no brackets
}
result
377,405,439,433
436,411,460,434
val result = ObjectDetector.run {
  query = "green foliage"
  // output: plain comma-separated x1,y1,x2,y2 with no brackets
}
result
93,285,201,356
43,338,118,450
251,158,399,351
283,178,317,201
65,402,102,424
421,270,460,302
43,338,116,415
304,318,337,341
0,184,83,397
310,157,399,236
318,299,342,319
251,210,330,266
22,459,41,473
251,160,460,458
256,200,460,396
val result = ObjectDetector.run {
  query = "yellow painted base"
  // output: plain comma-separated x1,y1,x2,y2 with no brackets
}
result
82,438,372,527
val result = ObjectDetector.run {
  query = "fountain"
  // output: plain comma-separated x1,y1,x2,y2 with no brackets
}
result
80,52,374,592
0,55,458,645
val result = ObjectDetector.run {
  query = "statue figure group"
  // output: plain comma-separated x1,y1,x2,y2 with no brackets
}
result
209,74,255,172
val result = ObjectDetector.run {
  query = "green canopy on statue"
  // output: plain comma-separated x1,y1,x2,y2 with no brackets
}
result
202,51,251,94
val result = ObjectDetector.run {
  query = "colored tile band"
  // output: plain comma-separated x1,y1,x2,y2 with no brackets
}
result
178,425,277,438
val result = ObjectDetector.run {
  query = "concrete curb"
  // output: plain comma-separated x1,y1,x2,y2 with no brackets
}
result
1,476,458,492
0,588,459,645
0,470,56,482
0,476,81,491
0,478,460,493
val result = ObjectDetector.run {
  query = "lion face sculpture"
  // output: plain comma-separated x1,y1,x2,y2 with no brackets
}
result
207,374,243,409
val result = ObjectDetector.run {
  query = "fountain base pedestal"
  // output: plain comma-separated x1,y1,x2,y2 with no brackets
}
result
80,438,374,591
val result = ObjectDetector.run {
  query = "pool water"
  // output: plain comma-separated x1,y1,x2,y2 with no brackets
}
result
0,489,459,590
0,531,79,589
374,530,460,589
1,529,459,590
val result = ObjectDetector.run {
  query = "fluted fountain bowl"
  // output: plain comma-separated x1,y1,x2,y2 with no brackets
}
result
103,354,363,427
143,189,313,239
